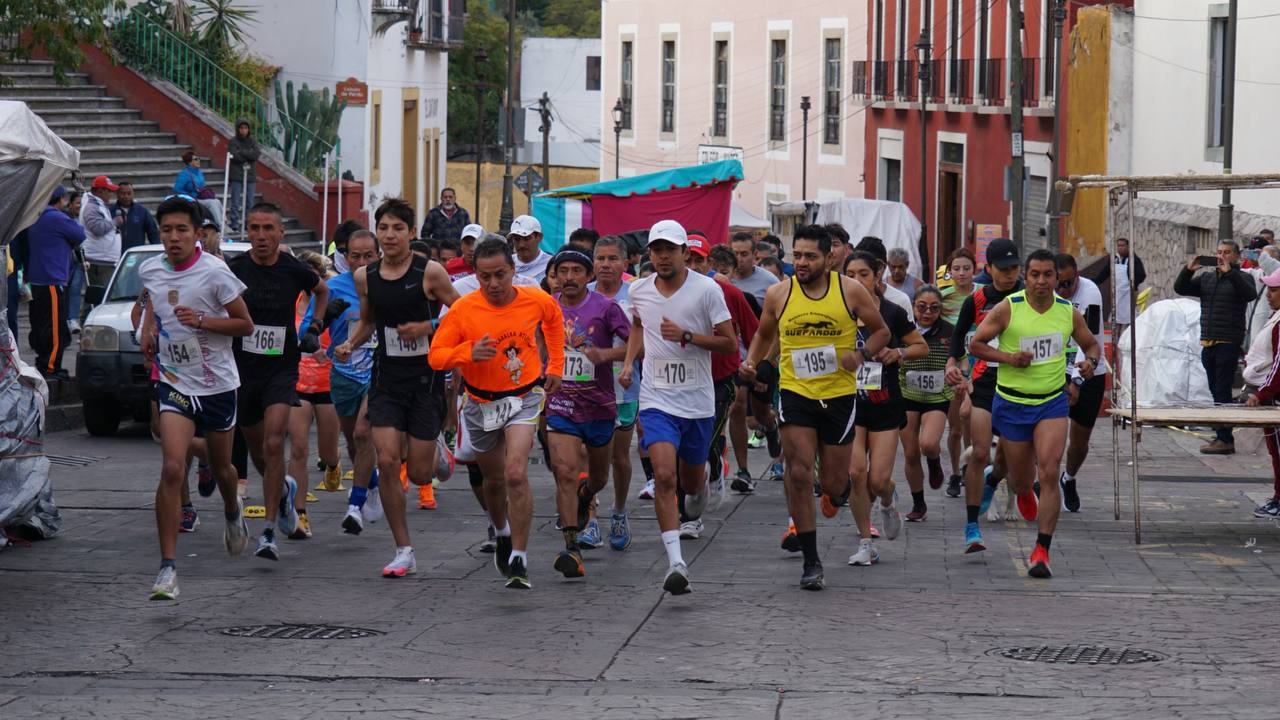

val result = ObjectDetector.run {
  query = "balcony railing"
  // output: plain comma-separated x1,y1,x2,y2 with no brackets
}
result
871,59,891,99
1021,57,1039,103
980,58,1004,105
896,60,918,101
852,60,868,98
948,58,972,104
927,59,945,102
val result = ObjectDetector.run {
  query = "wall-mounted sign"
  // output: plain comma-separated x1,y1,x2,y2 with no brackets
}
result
698,144,743,165
975,224,1003,266
336,77,368,106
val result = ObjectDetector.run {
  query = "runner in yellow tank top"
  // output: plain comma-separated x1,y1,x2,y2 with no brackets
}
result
741,224,887,590
969,249,1101,580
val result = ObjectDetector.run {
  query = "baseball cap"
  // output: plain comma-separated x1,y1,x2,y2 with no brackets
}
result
460,223,484,241
509,215,542,236
49,185,67,204
687,231,709,258
1263,267,1280,288
985,238,1020,269
550,248,593,272
647,219,687,247
91,175,119,191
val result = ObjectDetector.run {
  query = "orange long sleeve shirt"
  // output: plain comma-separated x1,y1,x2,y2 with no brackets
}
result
429,284,565,394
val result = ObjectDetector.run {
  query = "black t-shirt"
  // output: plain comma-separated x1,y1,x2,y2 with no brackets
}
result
228,252,320,371
856,299,915,403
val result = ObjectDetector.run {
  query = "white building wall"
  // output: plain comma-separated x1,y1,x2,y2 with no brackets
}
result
1131,0,1280,216
519,38,603,169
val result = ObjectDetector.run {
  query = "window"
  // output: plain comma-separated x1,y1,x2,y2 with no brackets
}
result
370,90,382,184
769,38,787,142
620,40,633,130
661,40,676,134
1044,0,1057,97
585,55,601,91
948,0,959,95
823,38,841,146
1207,16,1227,149
978,0,988,94
896,0,906,94
713,40,728,138
883,158,901,202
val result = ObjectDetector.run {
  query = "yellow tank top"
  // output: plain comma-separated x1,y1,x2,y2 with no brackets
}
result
778,272,860,399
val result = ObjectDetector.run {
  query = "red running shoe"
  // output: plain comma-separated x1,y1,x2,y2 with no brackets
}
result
1027,543,1052,578
1016,490,1039,521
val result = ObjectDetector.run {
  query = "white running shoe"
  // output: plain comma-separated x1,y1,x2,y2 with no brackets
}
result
684,486,708,520
706,475,726,514
223,498,249,556
679,519,703,540
848,538,880,566
663,561,691,594
342,505,364,534
880,492,902,540
277,476,299,536
149,566,178,600
363,487,384,524
638,478,655,500
382,547,417,578
435,443,455,483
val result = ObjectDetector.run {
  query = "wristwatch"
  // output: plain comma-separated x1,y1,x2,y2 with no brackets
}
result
680,330,693,347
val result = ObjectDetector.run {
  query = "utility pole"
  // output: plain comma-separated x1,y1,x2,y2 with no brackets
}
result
498,0,516,233
1048,0,1066,250
916,27,932,268
537,91,552,191
1009,0,1026,251
1219,0,1238,241
800,96,811,200
472,48,488,224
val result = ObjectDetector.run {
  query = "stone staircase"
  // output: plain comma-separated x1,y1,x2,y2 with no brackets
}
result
0,60,315,247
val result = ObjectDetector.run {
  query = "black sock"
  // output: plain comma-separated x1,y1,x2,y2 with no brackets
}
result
641,456,655,481
911,490,925,508
298,508,307,516
160,558,176,569
966,505,980,523
797,530,819,564
1037,533,1053,550
562,527,579,551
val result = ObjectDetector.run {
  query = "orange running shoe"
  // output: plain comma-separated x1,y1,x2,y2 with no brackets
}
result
418,482,436,510
780,521,800,552
1027,543,1052,578
400,462,409,492
1016,489,1039,521
820,493,839,518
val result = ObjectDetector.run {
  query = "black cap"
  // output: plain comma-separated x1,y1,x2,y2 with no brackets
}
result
986,238,1020,269
550,248,593,272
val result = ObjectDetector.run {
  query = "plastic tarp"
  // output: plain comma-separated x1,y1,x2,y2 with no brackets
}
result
1115,298,1214,408
0,101,79,245
730,201,770,229
814,198,924,280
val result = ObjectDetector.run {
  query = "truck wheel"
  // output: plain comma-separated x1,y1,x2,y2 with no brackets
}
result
83,398,120,437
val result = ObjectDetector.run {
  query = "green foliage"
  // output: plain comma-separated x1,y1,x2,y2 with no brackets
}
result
193,0,257,56
536,0,600,38
0,0,126,86
272,79,346,177
447,2,516,152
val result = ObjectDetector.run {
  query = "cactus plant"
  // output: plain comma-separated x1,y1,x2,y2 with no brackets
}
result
273,78,345,176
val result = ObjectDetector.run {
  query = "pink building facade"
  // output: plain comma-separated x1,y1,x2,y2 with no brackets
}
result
601,1,867,218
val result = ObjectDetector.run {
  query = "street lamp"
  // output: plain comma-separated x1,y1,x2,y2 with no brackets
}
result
914,30,932,268
800,96,811,201
473,47,488,223
498,0,515,233
612,98,623,179
1049,0,1066,250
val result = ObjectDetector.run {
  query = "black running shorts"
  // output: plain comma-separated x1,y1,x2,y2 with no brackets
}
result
779,390,857,446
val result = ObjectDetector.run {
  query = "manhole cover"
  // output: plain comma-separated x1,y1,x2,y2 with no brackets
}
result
213,624,384,640
992,645,1165,665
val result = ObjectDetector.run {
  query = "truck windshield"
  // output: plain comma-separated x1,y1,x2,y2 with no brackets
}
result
106,248,243,303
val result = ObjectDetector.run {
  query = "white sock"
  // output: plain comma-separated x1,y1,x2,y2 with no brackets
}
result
1063,472,1076,483
661,530,683,566
495,522,511,537
509,549,527,565
398,545,412,553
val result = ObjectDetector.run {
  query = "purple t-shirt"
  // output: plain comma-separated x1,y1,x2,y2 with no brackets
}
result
547,291,630,422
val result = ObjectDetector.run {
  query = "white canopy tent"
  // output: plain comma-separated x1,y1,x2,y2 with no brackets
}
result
814,198,924,279
0,101,79,247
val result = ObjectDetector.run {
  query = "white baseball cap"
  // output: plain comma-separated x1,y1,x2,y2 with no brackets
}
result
460,223,484,240
647,219,687,247
510,215,542,236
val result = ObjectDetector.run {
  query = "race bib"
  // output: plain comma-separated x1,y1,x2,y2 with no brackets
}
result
791,345,838,380
1020,333,1064,365
564,350,595,382
162,334,201,368
244,325,286,356
905,370,945,393
384,327,428,357
479,396,522,431
652,358,696,389
856,361,883,391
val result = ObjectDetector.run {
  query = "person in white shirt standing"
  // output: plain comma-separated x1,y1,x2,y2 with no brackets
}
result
1054,253,1108,512
509,215,552,281
619,220,737,595
80,175,122,311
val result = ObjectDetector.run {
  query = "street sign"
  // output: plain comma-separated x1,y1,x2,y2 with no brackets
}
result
515,166,545,196
336,77,368,106
698,144,744,165
1011,132,1024,158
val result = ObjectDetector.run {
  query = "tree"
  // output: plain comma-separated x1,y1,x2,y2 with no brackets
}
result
0,0,126,86
538,0,600,38
194,0,257,57
447,2,519,155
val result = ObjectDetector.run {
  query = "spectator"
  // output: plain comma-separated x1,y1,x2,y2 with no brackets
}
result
79,175,121,312
1092,236,1147,329
855,236,914,321
509,214,551,280
760,256,785,282
63,190,86,331
567,227,599,255
227,118,261,234
419,187,471,242
446,223,484,278
111,181,159,252
1174,241,1257,454
1244,268,1280,518
753,240,774,266
328,219,366,273
760,234,793,276
885,247,919,300
728,231,778,305
26,185,85,379
439,237,461,263
173,151,206,197
1262,228,1276,246
824,223,850,271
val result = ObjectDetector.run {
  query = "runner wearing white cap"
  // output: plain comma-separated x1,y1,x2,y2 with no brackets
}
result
509,215,551,280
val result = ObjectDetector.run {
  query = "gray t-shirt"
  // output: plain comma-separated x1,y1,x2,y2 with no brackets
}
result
730,265,778,305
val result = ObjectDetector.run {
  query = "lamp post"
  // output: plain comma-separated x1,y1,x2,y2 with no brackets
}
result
498,0,516,233
800,95,811,201
472,47,488,223
1048,0,1066,250
611,98,623,179
915,30,932,267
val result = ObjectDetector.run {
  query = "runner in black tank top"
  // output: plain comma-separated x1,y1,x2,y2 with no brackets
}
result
366,254,443,393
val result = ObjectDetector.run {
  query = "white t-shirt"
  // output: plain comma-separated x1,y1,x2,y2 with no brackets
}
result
515,250,551,281
629,270,732,419
883,284,916,323
1064,276,1107,376
138,250,246,396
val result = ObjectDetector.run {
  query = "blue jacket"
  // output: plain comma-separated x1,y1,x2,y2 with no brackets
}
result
111,201,160,251
24,207,85,286
173,165,206,197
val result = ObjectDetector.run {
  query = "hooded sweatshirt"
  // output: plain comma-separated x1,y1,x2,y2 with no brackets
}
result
228,118,261,183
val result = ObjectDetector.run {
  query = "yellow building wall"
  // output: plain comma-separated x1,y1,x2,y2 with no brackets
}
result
1063,7,1112,257
445,162,599,232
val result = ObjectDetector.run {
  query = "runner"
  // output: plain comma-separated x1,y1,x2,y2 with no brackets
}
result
619,220,737,594
898,284,954,521
228,202,329,562
968,248,1100,577
509,215,552,280
841,251,928,566
1053,253,1107,512
544,248,630,577
941,248,979,497
429,238,565,589
333,199,460,577
742,225,887,589
139,196,253,599
944,238,1024,553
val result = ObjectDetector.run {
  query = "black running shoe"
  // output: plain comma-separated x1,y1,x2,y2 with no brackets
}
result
506,556,531,589
495,535,512,577
926,458,944,490
800,560,824,591
576,480,594,530
945,474,962,498
765,426,782,459
1061,475,1081,512
553,549,585,578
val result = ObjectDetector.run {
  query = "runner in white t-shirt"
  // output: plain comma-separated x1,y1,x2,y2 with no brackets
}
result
138,196,254,601
619,220,736,595
1054,253,1108,512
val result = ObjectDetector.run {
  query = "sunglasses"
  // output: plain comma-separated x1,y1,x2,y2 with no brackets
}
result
914,303,941,313
1057,278,1076,289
